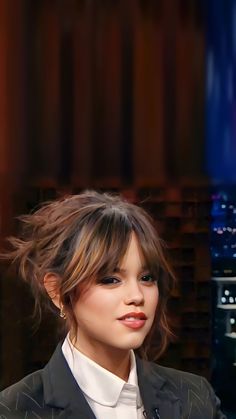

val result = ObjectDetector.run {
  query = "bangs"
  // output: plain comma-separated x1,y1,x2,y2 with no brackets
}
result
130,210,171,291
133,227,165,279
61,202,172,299
88,210,134,278
63,208,134,292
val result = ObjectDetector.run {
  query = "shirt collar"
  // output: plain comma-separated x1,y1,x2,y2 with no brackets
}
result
62,335,142,407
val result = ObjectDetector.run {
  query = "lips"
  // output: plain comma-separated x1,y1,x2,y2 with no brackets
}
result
118,312,147,330
118,312,147,320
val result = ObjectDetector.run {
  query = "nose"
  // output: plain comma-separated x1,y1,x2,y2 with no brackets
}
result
124,279,144,306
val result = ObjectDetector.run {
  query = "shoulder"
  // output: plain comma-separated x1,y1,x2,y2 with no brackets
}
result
140,361,226,418
151,362,206,389
0,369,44,414
147,361,217,398
139,358,206,386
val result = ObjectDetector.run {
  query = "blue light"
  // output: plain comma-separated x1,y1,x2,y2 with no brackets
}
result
206,0,236,182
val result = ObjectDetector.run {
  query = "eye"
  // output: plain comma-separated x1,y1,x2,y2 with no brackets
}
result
141,273,157,283
98,277,121,285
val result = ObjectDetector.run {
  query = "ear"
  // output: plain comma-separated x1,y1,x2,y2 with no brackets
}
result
43,272,61,309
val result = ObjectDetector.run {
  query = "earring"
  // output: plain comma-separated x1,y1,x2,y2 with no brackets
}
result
60,305,66,320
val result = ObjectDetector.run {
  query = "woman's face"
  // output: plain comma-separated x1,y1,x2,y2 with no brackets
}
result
72,233,159,359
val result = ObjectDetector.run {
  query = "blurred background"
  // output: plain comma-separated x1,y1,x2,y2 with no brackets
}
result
0,0,236,417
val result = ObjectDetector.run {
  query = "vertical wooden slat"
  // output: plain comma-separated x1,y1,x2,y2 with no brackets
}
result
162,0,178,180
91,2,123,187
0,0,26,387
133,2,166,186
7,0,27,180
175,4,205,181
120,1,135,185
102,4,122,185
72,1,94,187
36,2,61,184
0,0,9,176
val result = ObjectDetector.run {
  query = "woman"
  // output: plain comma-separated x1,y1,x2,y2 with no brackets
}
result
0,190,226,418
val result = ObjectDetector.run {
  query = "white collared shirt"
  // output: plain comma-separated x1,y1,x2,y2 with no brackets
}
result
62,335,145,419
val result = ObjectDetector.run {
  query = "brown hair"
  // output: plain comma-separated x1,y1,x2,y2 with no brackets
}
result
3,190,175,359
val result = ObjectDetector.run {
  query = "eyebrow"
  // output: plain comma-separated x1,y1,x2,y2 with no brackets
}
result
113,266,148,274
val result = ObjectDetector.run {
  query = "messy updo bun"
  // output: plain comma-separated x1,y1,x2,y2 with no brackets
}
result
2,190,175,359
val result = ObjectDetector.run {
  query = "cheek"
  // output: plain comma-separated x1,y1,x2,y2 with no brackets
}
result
148,286,159,313
74,290,115,319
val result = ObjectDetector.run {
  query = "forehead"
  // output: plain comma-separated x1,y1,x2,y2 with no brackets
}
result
118,233,145,265
94,232,147,276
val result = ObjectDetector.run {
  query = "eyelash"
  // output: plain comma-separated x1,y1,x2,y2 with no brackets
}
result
99,277,120,285
141,274,156,283
98,274,157,285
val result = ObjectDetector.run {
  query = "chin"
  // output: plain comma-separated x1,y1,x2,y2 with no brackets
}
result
116,337,146,351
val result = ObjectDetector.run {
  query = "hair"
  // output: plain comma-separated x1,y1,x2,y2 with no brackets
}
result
2,190,176,359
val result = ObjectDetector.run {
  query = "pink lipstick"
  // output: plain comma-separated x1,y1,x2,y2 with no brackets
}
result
118,312,147,329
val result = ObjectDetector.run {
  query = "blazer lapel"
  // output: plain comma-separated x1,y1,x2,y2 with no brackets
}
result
42,343,181,419
42,343,96,419
136,356,181,419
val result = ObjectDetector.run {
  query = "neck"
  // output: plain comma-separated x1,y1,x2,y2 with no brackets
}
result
70,335,131,381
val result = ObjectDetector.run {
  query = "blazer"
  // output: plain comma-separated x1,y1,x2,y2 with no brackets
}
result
0,343,227,419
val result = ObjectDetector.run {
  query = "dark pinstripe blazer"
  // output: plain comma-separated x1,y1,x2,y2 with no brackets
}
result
0,343,227,419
